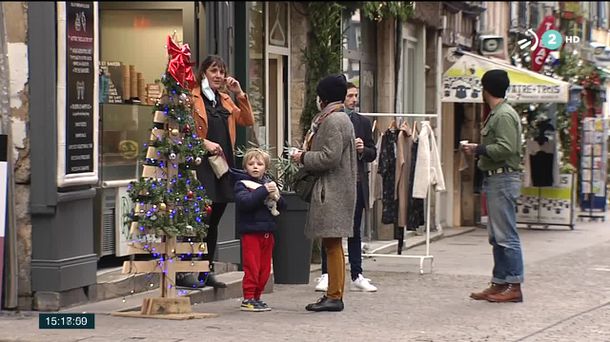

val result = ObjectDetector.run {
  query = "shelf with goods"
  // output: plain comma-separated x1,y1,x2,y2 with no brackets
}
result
578,117,608,221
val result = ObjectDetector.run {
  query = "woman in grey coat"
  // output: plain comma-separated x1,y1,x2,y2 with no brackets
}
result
291,74,357,312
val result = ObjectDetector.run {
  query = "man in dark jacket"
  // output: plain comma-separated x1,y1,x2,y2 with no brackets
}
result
315,82,378,292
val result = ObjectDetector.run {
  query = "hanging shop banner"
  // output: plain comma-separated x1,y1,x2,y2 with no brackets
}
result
517,174,576,227
115,186,132,257
579,117,608,211
0,135,7,298
530,16,557,73
57,1,99,187
442,51,569,103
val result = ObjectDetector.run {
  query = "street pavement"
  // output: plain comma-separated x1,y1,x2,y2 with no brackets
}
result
0,218,609,341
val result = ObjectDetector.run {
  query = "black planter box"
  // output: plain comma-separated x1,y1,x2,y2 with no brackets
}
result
273,192,312,284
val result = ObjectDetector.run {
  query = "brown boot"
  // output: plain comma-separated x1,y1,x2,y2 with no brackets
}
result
486,283,523,303
470,283,508,300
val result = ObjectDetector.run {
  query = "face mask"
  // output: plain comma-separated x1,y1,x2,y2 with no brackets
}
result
201,77,217,106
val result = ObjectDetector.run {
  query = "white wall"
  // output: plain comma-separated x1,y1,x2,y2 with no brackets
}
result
100,10,183,84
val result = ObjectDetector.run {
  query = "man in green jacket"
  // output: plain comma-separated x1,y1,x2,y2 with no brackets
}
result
463,69,524,303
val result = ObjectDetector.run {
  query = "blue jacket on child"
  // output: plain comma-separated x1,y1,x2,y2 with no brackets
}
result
232,169,287,235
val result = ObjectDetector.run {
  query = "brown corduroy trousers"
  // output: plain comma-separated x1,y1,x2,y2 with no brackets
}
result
322,237,345,300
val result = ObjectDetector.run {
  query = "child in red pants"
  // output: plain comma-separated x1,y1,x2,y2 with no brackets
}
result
233,148,286,312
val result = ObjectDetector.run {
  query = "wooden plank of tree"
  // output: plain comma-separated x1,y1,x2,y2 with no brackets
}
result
141,297,151,315
111,311,218,320
121,260,210,274
142,297,191,315
127,242,208,255
162,237,177,298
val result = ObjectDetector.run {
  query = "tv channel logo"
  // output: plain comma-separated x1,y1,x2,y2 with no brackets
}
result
519,29,580,51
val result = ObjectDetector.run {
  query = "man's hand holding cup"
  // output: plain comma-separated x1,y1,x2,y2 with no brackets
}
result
288,147,303,164
460,140,478,156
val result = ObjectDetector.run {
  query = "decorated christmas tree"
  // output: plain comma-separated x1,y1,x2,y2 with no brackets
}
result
116,35,215,318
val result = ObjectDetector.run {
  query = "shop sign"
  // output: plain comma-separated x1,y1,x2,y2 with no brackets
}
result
0,135,7,297
517,174,575,226
442,53,569,103
531,16,556,73
57,2,99,187
116,186,132,257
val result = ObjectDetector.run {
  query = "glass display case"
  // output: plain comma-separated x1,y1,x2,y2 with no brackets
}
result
100,103,153,182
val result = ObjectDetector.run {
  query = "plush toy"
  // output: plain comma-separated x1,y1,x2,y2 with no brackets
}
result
240,180,280,216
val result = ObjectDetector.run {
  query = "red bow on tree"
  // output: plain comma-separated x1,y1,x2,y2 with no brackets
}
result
167,35,196,89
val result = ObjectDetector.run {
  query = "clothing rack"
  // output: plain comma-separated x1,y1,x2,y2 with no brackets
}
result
359,112,439,274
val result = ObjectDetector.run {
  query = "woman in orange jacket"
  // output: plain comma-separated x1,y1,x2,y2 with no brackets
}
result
189,55,254,288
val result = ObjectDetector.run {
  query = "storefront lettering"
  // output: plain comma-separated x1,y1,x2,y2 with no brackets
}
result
508,84,561,94
65,1,94,175
68,143,93,150
72,67,90,73
70,165,90,172
70,154,91,161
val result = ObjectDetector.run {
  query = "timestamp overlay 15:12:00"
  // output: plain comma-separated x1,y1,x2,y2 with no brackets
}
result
39,313,95,329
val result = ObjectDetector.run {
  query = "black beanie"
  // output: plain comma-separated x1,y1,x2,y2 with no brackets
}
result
481,69,510,98
316,74,347,103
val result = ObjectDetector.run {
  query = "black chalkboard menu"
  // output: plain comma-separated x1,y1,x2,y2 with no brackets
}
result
65,1,94,174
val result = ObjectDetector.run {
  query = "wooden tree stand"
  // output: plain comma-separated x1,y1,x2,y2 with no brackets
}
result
111,109,217,320
112,235,218,320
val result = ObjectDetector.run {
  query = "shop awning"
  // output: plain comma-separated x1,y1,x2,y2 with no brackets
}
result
442,51,570,103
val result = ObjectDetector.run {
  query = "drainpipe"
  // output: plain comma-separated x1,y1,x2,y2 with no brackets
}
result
435,27,443,232
0,3,18,309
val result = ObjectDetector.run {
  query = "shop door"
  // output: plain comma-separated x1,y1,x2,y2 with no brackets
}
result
458,103,482,226
268,53,288,157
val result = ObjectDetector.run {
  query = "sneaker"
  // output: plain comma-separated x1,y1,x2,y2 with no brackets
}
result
255,299,272,311
314,274,328,292
350,274,377,292
241,298,265,312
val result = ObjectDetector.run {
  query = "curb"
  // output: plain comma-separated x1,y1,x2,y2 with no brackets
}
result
368,227,477,255
114,272,274,313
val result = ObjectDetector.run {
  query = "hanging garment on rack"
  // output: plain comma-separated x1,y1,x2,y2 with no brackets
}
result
369,134,383,209
407,139,425,230
412,121,445,199
378,129,398,224
523,137,559,187
395,127,414,227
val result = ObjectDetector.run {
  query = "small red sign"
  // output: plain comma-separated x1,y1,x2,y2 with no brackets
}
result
531,16,557,73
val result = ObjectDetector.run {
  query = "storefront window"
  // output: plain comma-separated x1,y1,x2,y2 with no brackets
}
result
268,2,288,47
343,10,361,52
100,10,183,85
343,9,362,109
100,104,152,181
248,2,266,146
343,58,360,85
99,7,183,182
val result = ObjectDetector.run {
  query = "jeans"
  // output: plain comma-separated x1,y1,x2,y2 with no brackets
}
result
321,182,364,281
483,172,524,284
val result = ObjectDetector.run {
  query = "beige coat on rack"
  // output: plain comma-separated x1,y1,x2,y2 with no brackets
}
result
395,122,414,227
413,121,445,199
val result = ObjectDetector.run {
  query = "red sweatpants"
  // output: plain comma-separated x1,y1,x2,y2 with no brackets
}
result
241,232,274,300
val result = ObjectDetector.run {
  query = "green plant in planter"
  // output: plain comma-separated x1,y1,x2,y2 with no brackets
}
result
560,162,577,175
235,143,300,193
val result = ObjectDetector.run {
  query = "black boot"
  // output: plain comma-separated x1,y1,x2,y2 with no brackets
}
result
176,272,205,288
305,296,344,312
199,272,227,288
